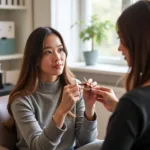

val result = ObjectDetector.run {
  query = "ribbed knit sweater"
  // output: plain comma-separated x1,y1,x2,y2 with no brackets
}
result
11,78,98,150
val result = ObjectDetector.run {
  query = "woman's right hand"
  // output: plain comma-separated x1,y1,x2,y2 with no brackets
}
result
92,86,118,112
59,84,80,114
53,84,80,128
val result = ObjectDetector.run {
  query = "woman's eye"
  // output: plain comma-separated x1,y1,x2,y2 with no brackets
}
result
59,48,64,52
44,50,52,55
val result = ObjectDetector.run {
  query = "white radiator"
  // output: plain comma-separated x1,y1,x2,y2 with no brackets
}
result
95,85,125,139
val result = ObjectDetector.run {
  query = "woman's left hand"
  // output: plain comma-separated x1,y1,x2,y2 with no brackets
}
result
81,78,97,120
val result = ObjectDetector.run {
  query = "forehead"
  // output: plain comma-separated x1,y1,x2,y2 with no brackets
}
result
44,34,62,47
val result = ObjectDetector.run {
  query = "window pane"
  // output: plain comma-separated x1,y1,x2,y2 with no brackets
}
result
91,0,122,58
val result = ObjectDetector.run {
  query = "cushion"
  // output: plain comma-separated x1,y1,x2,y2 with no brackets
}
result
0,96,17,149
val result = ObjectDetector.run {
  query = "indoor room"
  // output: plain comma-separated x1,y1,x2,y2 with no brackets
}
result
1,0,147,150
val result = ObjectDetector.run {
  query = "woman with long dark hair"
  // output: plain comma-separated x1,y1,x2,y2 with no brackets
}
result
6,27,98,150
92,1,150,149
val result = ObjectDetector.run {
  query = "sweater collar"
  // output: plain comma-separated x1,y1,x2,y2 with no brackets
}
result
37,78,61,93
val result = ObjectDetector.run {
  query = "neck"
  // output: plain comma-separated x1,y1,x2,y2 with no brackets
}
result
37,77,61,93
41,74,59,83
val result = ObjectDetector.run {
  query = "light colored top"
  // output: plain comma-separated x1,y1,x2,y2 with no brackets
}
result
11,78,98,150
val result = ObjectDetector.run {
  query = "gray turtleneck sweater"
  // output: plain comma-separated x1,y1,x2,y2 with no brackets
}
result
11,79,98,150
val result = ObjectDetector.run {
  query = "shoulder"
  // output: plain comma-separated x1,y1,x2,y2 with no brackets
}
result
122,87,143,99
117,87,150,116
121,87,149,105
11,95,34,112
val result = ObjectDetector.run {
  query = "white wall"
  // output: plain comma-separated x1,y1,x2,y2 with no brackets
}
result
33,0,51,28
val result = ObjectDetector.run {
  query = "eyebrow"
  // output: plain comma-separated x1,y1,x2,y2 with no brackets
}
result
43,45,63,50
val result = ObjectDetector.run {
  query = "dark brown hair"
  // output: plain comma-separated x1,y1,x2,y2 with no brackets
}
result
117,0,150,91
6,27,75,127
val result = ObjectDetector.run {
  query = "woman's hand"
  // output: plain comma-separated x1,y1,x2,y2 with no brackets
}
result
59,84,80,114
92,86,118,112
53,84,80,128
81,78,98,120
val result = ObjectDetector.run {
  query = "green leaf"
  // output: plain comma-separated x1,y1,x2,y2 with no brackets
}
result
71,14,114,51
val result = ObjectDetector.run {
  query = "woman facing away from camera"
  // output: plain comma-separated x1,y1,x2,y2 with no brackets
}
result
5,27,101,150
90,0,150,150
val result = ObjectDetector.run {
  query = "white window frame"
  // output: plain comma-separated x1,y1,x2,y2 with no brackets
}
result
50,0,81,63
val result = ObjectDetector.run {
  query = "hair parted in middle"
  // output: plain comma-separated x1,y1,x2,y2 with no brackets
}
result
7,27,75,127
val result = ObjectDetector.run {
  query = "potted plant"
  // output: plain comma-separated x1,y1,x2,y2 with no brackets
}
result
72,15,113,65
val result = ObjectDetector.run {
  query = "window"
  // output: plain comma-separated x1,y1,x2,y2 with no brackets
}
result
50,0,80,63
50,0,138,65
91,0,122,58
80,0,137,65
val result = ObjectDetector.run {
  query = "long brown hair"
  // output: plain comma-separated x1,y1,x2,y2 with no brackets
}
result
117,0,150,91
6,27,75,127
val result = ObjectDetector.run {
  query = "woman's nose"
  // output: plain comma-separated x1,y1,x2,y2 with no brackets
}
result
53,52,60,61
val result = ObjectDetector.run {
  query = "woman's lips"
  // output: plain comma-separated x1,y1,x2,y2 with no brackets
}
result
52,64,63,69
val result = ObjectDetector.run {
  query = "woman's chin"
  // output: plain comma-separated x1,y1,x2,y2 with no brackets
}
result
123,57,129,66
125,59,131,67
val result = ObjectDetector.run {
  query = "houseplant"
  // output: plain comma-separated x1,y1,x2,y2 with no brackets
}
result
72,15,113,65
